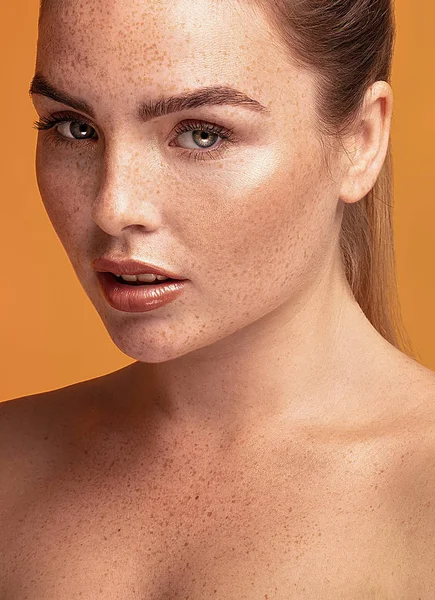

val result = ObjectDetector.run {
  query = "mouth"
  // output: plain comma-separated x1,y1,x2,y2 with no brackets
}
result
109,273,182,286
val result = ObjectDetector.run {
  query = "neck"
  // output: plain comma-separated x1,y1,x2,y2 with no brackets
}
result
121,251,398,440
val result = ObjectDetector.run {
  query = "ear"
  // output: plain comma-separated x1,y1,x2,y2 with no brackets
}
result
338,81,393,204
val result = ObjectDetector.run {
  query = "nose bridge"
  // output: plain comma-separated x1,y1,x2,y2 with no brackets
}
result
91,137,161,236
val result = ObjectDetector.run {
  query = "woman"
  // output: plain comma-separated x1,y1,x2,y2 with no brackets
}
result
1,0,435,596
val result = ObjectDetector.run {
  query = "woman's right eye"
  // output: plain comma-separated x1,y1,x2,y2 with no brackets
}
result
56,121,98,140
33,112,99,148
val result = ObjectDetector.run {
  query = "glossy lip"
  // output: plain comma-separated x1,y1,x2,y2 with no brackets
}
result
92,257,187,279
96,271,187,312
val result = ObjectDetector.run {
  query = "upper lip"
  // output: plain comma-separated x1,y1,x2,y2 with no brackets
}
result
92,257,187,279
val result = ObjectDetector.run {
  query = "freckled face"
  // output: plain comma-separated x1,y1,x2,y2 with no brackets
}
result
33,0,343,362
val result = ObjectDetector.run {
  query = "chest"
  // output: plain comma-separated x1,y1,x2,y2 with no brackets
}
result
1,438,429,599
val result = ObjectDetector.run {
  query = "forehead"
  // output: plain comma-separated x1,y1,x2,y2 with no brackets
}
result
39,1,273,78
37,0,313,109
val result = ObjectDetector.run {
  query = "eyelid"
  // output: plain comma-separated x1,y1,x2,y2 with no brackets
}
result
45,110,100,134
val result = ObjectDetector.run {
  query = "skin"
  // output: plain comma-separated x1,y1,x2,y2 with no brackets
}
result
2,3,434,595
31,0,432,450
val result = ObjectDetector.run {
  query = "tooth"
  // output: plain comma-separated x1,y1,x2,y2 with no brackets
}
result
120,274,138,282
137,273,158,283
156,275,169,281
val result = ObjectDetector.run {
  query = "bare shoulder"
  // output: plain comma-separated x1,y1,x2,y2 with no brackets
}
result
0,365,134,503
383,360,435,588
0,368,116,436
0,362,136,432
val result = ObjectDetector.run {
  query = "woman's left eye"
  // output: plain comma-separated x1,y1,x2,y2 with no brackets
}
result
33,112,237,162
168,120,237,161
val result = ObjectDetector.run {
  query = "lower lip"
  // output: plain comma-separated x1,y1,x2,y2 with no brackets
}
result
96,272,188,313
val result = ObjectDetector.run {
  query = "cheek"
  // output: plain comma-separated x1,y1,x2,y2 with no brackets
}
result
180,143,334,305
35,141,93,256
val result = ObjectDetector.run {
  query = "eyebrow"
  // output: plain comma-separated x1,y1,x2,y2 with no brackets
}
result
28,73,271,122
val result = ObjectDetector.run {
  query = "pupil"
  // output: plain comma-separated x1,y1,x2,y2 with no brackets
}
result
193,130,216,148
71,122,93,139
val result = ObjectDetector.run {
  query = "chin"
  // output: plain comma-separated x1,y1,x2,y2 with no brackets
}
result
92,312,199,363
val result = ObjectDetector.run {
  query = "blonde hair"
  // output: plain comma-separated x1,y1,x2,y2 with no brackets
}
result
244,0,416,359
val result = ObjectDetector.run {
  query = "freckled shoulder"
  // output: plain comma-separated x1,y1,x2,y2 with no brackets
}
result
386,376,435,591
0,367,131,503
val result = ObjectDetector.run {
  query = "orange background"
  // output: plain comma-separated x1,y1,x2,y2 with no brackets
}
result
0,1,434,402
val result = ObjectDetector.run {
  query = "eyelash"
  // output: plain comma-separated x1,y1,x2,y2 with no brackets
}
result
32,111,237,162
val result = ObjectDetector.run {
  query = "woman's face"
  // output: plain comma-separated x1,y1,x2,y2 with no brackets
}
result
32,0,345,363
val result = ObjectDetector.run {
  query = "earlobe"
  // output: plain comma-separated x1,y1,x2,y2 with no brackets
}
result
338,81,393,204
339,142,367,204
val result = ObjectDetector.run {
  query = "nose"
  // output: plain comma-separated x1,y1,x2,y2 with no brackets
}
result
91,144,161,237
